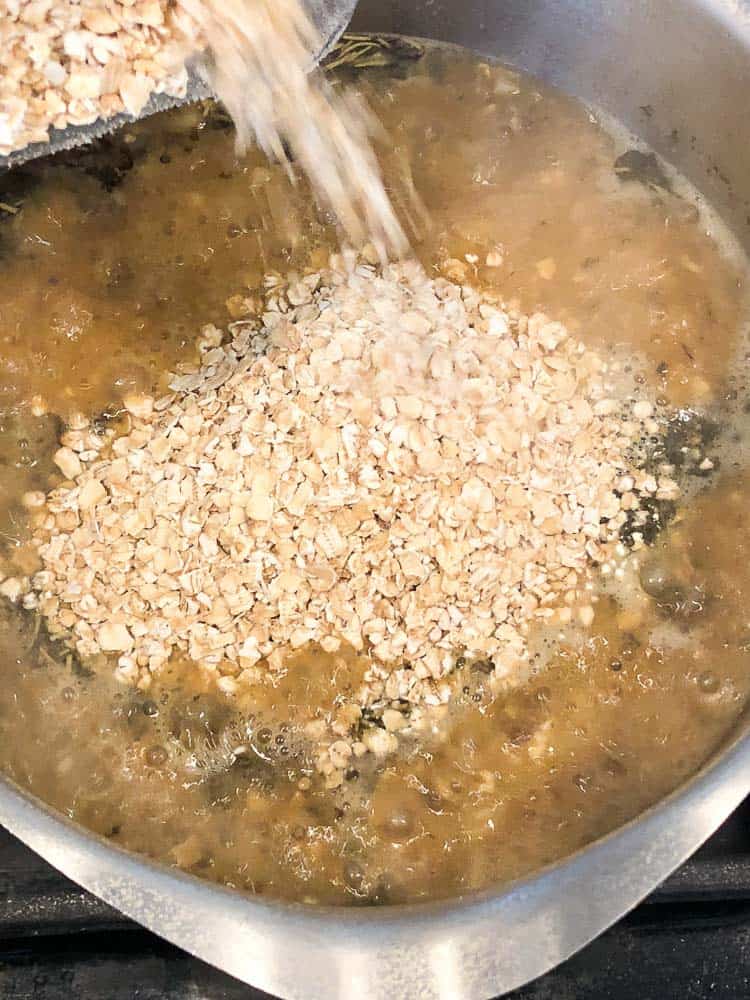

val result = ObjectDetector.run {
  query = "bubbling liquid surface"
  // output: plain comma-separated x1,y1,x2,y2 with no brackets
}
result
0,38,748,904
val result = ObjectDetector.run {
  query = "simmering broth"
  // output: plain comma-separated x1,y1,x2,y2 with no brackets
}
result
0,39,748,904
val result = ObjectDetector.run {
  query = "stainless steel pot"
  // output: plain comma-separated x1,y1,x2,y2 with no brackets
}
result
2,2,750,998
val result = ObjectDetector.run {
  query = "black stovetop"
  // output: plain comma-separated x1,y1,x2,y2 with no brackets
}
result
1,800,750,999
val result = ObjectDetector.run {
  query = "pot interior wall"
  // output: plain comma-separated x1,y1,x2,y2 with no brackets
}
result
351,0,750,252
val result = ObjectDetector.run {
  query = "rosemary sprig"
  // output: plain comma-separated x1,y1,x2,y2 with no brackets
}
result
323,33,424,72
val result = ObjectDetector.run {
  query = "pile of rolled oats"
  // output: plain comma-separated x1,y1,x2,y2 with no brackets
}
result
1,0,406,255
13,255,677,777
1,0,190,152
